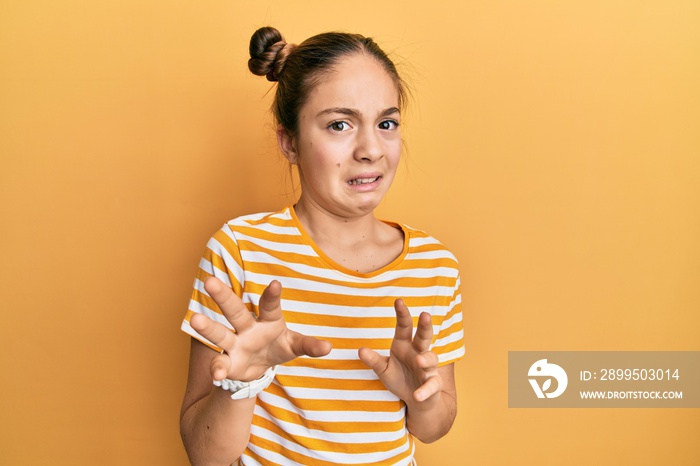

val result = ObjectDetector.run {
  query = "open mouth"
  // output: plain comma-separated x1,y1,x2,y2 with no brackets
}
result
347,176,381,186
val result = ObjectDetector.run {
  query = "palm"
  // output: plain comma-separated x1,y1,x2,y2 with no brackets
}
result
385,333,432,400
359,300,442,404
190,277,331,382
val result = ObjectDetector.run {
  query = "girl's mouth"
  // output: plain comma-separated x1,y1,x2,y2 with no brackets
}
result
347,176,381,186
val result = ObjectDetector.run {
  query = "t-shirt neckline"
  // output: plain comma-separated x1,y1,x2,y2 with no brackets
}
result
288,205,409,278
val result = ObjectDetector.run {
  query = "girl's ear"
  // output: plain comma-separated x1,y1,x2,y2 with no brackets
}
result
277,125,298,164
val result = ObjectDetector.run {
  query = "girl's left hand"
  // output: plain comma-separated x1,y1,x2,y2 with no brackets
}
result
358,300,442,407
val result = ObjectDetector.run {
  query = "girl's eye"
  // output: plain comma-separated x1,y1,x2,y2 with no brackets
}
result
328,121,350,132
378,120,399,130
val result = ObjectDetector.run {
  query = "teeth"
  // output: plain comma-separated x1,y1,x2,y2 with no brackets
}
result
348,177,379,185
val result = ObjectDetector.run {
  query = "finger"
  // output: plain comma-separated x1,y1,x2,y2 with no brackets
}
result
412,311,434,353
257,280,283,322
392,299,414,342
416,350,440,372
210,352,232,381
190,312,237,351
414,374,442,402
358,347,389,376
204,276,256,332
289,332,332,358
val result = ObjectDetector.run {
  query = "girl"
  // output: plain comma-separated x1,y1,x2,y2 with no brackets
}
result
180,27,465,466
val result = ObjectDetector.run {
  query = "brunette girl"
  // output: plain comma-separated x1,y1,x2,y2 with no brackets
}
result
180,26,465,466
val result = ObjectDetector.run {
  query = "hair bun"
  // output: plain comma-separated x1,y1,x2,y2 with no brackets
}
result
248,26,296,82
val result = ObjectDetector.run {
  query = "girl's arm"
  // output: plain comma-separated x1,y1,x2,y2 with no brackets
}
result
359,300,459,443
404,364,457,443
180,277,332,465
180,339,256,465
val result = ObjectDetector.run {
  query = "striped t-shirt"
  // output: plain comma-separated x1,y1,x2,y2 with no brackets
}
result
182,206,465,465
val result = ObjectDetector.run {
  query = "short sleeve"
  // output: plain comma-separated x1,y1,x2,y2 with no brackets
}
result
432,274,466,366
180,224,246,351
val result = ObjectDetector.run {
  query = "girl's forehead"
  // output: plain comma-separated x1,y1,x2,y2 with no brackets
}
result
306,54,400,108
326,53,387,79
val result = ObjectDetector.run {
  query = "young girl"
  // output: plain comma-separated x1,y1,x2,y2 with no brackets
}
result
180,27,465,466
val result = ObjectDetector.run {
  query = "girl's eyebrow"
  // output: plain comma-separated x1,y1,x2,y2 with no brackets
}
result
380,107,401,118
315,107,401,118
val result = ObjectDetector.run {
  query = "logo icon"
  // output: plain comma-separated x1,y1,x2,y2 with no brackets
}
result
528,359,568,398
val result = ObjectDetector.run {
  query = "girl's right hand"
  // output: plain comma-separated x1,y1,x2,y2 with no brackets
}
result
189,276,332,382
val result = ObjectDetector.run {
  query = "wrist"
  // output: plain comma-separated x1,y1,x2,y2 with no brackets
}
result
213,366,277,400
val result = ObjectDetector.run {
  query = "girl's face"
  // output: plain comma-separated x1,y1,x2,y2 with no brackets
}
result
279,53,402,220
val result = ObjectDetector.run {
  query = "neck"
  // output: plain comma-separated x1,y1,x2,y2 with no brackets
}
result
293,198,381,247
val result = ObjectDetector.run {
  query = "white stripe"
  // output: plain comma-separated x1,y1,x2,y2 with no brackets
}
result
283,300,455,318
245,271,455,298
197,258,233,288
276,365,377,380
249,424,411,465
240,250,458,282
244,444,305,466
316,348,389,359
228,211,275,225
241,250,350,281
234,219,301,236
240,290,260,308
188,299,233,329
239,454,263,466
236,231,317,255
433,328,464,348
440,310,463,330
285,300,398,318
258,390,406,423
287,324,394,340
387,265,458,279
438,346,466,363
407,236,440,247
286,323,450,341
405,250,457,261
281,386,399,402
205,236,244,286
253,405,406,443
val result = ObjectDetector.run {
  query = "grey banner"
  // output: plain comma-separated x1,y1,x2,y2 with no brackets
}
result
508,351,700,408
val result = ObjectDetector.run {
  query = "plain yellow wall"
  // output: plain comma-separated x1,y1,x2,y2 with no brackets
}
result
1,1,698,464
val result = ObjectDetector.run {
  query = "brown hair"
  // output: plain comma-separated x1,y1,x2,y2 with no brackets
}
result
248,26,407,137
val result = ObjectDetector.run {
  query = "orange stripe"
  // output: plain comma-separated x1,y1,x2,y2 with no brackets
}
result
241,447,281,466
191,288,222,316
314,336,393,350
435,339,465,356
265,383,403,412
247,433,412,465
241,282,455,308
255,398,404,434
250,417,410,454
282,313,401,329
241,261,456,289
274,374,387,391
282,358,381,371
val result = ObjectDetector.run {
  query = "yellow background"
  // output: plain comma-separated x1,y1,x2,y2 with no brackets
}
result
1,1,698,464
